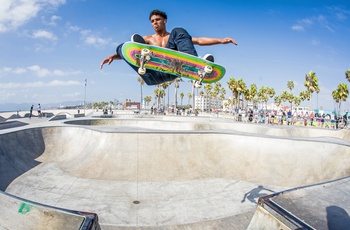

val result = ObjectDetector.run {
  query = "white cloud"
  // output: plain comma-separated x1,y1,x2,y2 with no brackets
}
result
80,29,111,47
1,65,82,77
27,65,50,76
52,69,82,76
327,6,350,21
291,13,341,33
84,35,110,46
66,22,80,32
42,14,62,26
48,15,61,26
291,25,304,31
1,67,26,74
0,90,16,102
32,29,57,41
62,92,81,98
0,0,66,33
64,24,112,48
0,80,81,89
291,17,314,31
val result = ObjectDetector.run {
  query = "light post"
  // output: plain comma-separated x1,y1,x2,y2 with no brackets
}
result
192,80,195,114
84,79,87,115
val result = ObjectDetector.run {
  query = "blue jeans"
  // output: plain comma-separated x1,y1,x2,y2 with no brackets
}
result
117,28,198,85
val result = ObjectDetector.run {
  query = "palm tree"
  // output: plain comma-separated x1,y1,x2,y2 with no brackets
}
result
280,90,288,103
212,82,221,110
267,87,275,102
227,98,234,111
227,77,238,111
220,87,226,101
274,95,282,107
204,84,212,111
187,93,192,106
257,86,269,110
191,80,196,113
154,86,161,109
174,78,181,109
244,85,257,110
332,89,341,113
287,80,294,110
109,100,114,111
144,96,152,108
346,69,350,82
287,80,294,92
333,83,349,115
299,91,310,105
287,93,294,109
293,96,301,107
161,82,169,110
138,76,145,109
249,83,257,109
242,84,257,110
199,90,205,111
180,92,184,105
159,89,166,107
210,91,219,110
237,79,247,109
304,71,320,110
93,102,99,111
228,77,246,110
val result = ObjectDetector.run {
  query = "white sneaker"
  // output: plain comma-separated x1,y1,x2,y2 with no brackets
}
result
203,54,214,62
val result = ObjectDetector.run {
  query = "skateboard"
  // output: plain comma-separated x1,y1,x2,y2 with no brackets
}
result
122,41,226,87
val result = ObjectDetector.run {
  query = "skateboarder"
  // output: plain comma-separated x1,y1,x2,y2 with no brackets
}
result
100,9,237,85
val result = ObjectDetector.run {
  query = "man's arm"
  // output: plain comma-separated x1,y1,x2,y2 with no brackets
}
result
100,54,122,69
192,37,238,46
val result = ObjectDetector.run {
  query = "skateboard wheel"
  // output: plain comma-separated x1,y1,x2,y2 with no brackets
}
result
141,48,150,56
204,65,213,73
138,68,146,75
194,81,202,88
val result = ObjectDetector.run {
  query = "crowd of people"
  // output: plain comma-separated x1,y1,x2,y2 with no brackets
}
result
234,108,349,129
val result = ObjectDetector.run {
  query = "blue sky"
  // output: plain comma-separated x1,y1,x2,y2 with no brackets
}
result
0,0,350,111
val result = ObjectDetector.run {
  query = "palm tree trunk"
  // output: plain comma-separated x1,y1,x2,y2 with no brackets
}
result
140,83,143,110
167,87,170,113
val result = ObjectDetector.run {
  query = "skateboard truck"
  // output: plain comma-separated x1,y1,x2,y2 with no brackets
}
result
138,48,151,75
194,65,213,88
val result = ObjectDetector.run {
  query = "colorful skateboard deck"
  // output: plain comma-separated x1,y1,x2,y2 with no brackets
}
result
122,41,226,84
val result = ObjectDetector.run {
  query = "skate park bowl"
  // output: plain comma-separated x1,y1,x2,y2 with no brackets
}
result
1,117,350,229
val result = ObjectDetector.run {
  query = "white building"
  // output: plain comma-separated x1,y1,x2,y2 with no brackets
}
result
195,96,222,111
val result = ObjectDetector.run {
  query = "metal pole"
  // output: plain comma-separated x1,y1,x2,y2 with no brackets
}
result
192,81,195,114
84,79,87,115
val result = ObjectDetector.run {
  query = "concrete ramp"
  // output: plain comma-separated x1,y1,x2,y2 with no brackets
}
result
0,191,100,230
1,118,350,228
2,126,349,186
0,116,6,123
248,177,350,229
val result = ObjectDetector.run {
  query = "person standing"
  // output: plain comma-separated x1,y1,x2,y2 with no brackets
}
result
29,105,33,118
343,111,348,128
37,103,42,118
287,109,292,125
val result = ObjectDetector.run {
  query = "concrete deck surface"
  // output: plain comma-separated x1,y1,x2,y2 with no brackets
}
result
0,112,349,229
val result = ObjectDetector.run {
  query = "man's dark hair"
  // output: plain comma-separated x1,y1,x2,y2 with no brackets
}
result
149,9,167,20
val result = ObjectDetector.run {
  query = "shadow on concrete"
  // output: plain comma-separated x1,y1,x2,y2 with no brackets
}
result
0,128,45,190
327,205,350,230
241,185,275,204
